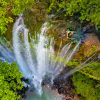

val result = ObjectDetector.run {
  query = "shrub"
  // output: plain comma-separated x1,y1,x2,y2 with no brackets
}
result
0,0,34,35
48,0,100,27
0,61,24,100
72,72,100,100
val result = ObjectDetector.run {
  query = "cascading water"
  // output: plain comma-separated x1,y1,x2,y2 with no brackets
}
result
0,37,15,63
13,15,33,79
13,15,53,95
12,15,81,95
0,45,15,63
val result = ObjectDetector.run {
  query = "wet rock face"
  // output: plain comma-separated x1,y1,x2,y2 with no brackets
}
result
84,33,100,50
53,75,79,100
74,33,100,61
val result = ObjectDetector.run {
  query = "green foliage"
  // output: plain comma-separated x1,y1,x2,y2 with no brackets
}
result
80,62,100,81
48,0,100,27
70,60,100,99
67,60,100,81
0,61,24,100
66,59,80,68
0,0,34,34
72,72,100,100
84,45,97,57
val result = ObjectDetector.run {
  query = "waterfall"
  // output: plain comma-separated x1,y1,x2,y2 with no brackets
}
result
12,15,82,95
32,23,50,95
0,45,15,63
12,15,51,95
13,15,32,78
48,41,81,82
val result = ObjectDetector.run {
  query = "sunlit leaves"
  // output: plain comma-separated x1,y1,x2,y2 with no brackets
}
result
48,0,100,26
0,61,23,100
72,73,100,100
0,0,34,35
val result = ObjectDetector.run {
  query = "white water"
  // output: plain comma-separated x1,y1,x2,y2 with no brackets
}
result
13,15,52,95
32,23,50,95
12,15,82,95
13,15,32,78
0,45,15,63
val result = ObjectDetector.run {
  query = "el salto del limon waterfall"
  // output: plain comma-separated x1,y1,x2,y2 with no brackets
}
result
0,14,99,100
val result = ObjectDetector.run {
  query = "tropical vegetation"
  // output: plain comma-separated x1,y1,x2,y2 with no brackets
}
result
0,61,23,100
0,0,100,100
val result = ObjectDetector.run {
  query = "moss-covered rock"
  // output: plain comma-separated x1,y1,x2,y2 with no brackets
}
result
72,72,100,100
74,33,100,62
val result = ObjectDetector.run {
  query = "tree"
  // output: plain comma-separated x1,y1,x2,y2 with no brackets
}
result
48,0,100,27
0,61,24,100
72,72,100,100
0,0,34,35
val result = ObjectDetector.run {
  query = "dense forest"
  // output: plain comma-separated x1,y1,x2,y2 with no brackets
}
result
0,0,100,100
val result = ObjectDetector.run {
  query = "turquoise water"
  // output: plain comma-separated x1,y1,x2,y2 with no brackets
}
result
25,86,62,100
